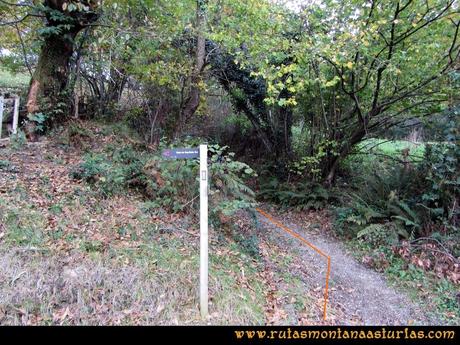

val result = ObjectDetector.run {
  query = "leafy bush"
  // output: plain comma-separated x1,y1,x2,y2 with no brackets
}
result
290,139,340,181
150,142,257,216
70,140,257,218
419,141,459,231
258,177,332,210
335,114,459,244
233,233,260,258
10,129,27,150
70,147,140,197
27,113,47,134
334,163,428,239
208,144,257,215
357,223,407,246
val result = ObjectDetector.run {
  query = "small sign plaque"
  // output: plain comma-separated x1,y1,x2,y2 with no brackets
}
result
162,148,199,159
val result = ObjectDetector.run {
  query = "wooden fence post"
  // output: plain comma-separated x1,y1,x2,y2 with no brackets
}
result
13,96,19,135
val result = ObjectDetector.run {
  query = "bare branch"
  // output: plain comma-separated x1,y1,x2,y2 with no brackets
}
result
0,14,29,26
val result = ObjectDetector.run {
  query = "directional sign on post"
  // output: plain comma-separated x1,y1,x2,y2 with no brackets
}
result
199,144,208,320
162,145,209,320
162,148,199,159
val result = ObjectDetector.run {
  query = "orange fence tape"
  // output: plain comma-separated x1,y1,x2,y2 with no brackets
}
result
256,208,331,321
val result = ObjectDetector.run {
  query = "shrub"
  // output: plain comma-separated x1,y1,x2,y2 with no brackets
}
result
27,113,47,134
70,141,257,218
334,116,459,245
290,139,340,182
334,163,427,239
70,145,150,197
419,141,459,231
10,129,27,150
258,177,333,210
357,223,406,247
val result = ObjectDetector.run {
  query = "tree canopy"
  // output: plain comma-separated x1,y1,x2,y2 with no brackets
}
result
0,0,458,181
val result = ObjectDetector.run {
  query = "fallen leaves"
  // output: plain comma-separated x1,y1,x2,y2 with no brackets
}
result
258,242,291,325
393,240,460,284
361,252,389,272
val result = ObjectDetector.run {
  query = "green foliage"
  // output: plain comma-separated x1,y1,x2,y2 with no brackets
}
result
148,142,257,215
223,113,252,131
70,139,256,217
34,1,99,38
258,177,332,210
290,139,339,181
419,137,459,231
0,68,30,88
2,0,459,184
233,233,259,259
10,129,27,150
70,144,147,197
27,113,47,134
24,99,71,134
335,113,459,243
150,146,199,213
70,154,107,183
357,223,406,247
334,163,425,240
208,144,257,216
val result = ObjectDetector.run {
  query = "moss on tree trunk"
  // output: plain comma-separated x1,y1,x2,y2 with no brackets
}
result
26,31,79,114
26,1,100,122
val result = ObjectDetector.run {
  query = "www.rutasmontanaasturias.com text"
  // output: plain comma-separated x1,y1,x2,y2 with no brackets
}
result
234,327,456,340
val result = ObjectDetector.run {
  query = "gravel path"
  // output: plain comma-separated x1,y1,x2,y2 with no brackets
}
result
257,211,438,325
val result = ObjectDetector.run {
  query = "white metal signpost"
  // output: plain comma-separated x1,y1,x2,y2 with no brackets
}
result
0,95,20,138
13,96,19,135
162,145,208,319
0,96,4,139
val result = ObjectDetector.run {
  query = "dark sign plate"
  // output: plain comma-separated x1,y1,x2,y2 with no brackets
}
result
162,148,199,159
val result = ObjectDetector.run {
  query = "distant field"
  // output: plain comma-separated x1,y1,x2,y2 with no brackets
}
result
0,68,30,89
356,138,426,161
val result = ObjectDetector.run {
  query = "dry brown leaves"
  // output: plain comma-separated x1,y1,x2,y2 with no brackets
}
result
258,241,290,325
393,240,460,284
0,132,166,253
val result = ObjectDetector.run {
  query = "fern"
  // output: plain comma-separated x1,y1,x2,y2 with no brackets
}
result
357,223,400,246
258,179,333,210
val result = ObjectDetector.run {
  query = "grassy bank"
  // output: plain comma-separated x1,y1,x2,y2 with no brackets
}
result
0,121,329,325
0,68,30,89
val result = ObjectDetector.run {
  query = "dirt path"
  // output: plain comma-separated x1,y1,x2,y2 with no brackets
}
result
256,209,438,325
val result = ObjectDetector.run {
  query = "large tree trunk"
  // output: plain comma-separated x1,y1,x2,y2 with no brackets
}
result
180,33,205,122
177,0,206,137
26,1,99,119
26,29,80,114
